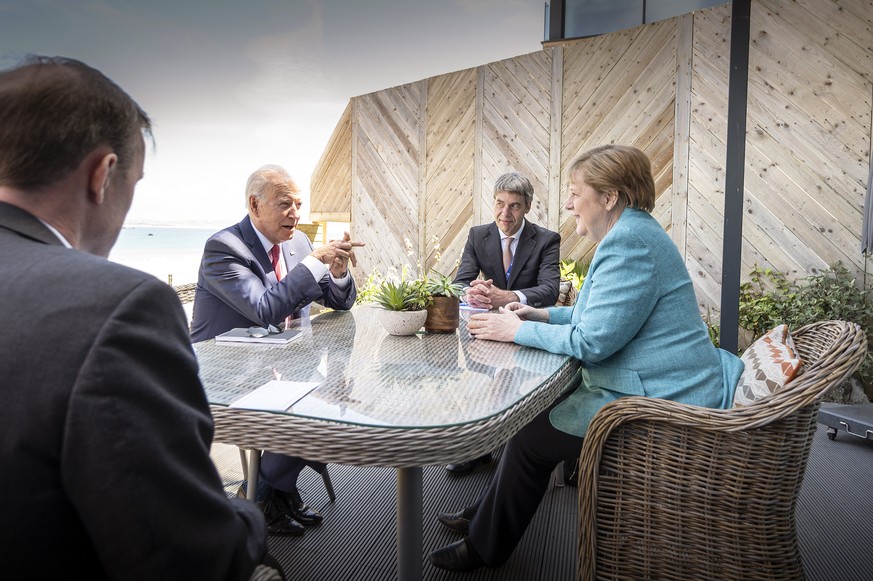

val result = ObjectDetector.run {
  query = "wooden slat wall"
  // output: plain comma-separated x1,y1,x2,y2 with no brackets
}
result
684,4,732,311
309,0,873,314
310,102,352,220
481,51,554,231
559,18,680,265
351,83,425,278
424,69,476,273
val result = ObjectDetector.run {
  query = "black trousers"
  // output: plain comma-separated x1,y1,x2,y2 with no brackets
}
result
466,395,585,566
259,452,326,493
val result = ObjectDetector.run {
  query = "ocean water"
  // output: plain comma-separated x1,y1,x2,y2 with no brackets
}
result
108,226,217,286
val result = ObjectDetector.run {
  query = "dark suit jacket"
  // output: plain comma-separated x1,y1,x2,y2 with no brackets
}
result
454,221,561,308
190,216,356,342
0,202,266,580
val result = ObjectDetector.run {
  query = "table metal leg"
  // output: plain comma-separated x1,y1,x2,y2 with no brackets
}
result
246,449,261,501
396,466,423,581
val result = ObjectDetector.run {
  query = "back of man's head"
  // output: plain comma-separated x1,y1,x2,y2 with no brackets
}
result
0,55,151,191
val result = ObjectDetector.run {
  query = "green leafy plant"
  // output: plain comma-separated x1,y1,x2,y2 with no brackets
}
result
560,258,590,291
425,270,464,298
703,307,720,347
737,262,873,390
357,236,460,310
371,278,431,311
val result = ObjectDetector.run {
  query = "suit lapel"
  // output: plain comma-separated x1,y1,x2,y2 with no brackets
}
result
239,216,277,285
484,224,507,288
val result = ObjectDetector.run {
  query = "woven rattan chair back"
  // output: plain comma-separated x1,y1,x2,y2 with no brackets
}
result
576,320,868,581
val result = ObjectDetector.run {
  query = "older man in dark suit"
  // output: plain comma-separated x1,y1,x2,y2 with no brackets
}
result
0,55,277,580
446,172,561,474
191,164,363,536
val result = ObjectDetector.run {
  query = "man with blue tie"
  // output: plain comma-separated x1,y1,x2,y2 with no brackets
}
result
190,164,364,536
447,172,561,474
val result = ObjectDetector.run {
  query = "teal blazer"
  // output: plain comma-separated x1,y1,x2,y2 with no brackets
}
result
514,208,743,438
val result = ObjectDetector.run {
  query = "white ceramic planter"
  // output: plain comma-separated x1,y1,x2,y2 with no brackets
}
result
378,308,427,336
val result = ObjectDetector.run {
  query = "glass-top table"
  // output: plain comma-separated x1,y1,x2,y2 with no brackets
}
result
194,305,578,580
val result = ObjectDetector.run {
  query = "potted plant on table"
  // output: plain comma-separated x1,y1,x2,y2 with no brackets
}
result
423,271,464,333
369,271,431,336
357,236,463,335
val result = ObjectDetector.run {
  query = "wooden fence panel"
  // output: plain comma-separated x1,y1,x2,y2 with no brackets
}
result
309,0,873,314
352,83,425,279
559,18,679,264
685,3,731,313
310,102,351,220
425,69,476,273
481,51,554,240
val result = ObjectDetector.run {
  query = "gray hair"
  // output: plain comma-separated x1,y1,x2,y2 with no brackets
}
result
492,172,534,207
244,164,299,207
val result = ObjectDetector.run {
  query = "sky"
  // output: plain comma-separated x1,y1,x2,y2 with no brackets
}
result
0,0,546,228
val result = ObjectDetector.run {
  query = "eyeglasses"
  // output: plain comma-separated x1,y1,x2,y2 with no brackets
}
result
247,324,281,338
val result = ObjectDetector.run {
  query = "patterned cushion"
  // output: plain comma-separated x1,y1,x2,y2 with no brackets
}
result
733,324,804,407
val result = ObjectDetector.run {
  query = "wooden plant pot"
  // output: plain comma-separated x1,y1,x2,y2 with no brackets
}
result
425,295,460,333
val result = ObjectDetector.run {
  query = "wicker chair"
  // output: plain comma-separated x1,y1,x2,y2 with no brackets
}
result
576,320,868,581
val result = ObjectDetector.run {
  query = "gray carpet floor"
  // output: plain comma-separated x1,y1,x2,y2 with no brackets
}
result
211,416,873,580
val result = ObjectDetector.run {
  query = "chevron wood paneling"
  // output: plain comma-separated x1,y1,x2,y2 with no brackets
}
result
481,51,554,234
352,83,424,279
424,69,476,274
559,18,679,264
309,0,873,316
310,102,351,219
684,3,731,312
744,0,871,283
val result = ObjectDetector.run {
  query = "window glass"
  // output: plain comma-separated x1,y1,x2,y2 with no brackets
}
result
562,0,724,39
565,0,642,38
646,0,724,23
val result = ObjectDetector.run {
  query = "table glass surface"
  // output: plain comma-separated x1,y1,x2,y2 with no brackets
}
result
194,305,572,430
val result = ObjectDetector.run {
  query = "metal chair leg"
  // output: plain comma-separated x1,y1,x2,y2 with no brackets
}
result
238,448,249,477
321,465,336,502
553,462,565,488
240,448,336,502
246,450,261,501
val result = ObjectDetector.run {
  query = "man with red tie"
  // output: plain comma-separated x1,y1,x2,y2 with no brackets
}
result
191,164,363,536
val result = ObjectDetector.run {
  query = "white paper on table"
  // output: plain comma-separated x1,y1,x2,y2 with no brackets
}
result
228,380,320,412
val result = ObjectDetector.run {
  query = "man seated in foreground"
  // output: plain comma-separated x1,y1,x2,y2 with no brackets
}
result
446,172,561,475
0,55,277,580
190,164,364,536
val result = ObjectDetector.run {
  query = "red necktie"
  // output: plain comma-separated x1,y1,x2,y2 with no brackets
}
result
270,244,295,327
269,244,282,280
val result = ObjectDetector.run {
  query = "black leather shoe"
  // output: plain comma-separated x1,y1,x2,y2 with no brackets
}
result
429,539,486,572
260,496,305,536
437,509,471,534
445,452,492,474
281,487,323,526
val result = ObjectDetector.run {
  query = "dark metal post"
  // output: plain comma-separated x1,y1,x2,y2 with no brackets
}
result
548,0,565,42
397,467,423,580
719,0,751,354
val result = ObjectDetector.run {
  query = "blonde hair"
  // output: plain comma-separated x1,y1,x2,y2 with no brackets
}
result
568,145,655,212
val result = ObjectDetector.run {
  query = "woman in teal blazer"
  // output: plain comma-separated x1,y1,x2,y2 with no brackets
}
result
429,145,744,572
